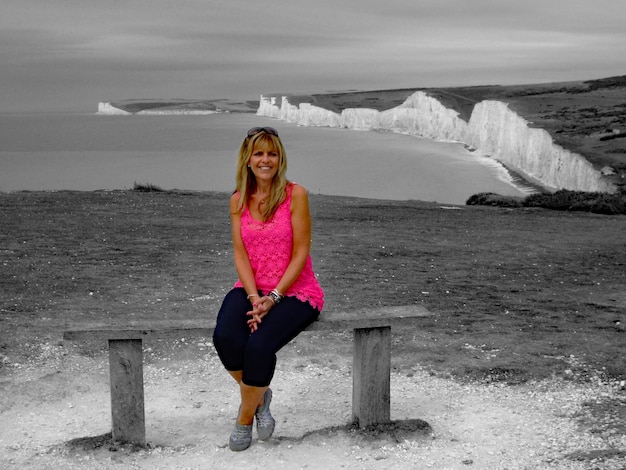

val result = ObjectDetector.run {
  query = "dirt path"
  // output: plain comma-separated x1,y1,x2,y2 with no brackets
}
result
1,335,624,470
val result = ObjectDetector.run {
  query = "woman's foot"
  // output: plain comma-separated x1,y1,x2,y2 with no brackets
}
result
229,422,252,451
255,388,275,440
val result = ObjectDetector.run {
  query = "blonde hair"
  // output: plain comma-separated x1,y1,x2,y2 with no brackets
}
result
234,131,288,220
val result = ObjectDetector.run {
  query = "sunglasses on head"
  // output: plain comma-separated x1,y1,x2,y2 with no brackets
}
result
247,127,279,137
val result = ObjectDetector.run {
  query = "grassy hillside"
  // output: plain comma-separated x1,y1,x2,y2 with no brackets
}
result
1,190,624,384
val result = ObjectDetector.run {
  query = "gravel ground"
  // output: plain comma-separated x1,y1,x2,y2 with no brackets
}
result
1,336,624,470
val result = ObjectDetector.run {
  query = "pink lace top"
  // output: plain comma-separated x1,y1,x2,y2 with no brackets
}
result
234,183,324,311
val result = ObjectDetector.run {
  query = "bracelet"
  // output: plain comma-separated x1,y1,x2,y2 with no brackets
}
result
268,289,283,305
246,293,259,300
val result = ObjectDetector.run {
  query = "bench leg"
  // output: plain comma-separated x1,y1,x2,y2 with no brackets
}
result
108,339,146,447
352,326,391,427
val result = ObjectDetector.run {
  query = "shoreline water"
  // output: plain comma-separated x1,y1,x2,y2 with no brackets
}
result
0,112,533,204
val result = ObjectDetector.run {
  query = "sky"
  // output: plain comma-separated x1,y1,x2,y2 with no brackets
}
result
2,0,626,113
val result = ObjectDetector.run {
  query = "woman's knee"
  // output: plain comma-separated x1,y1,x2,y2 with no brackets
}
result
212,330,245,371
242,346,276,387
213,289,250,370
213,288,250,346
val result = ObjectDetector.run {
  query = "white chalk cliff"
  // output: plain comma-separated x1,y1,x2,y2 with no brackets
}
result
97,102,219,115
97,102,130,115
256,93,615,193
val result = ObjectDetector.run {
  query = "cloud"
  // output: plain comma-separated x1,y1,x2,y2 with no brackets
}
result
1,0,625,112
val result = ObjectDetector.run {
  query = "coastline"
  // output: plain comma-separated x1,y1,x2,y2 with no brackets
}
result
96,75,626,195
256,87,621,194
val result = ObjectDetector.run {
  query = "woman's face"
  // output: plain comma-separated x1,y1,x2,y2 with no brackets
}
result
248,141,280,184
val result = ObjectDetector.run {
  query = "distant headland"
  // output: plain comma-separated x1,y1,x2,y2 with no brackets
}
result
97,98,259,115
98,75,626,193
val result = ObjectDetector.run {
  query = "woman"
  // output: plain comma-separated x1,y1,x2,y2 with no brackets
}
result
212,126,325,451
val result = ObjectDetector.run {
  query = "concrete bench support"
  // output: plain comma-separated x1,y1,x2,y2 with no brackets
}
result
352,326,391,426
109,339,146,447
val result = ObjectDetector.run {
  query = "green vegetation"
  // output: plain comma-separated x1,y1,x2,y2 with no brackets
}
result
467,189,626,215
132,181,165,192
465,192,523,208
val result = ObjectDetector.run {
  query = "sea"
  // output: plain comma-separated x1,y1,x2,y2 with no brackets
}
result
0,112,533,204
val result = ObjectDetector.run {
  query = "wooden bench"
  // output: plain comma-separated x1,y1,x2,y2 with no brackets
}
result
63,305,431,447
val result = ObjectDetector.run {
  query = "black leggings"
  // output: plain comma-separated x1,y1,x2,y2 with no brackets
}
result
212,288,320,387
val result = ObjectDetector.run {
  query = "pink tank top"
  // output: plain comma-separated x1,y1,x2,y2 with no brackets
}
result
234,183,324,311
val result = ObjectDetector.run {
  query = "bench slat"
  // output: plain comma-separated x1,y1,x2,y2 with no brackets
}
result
63,305,433,341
